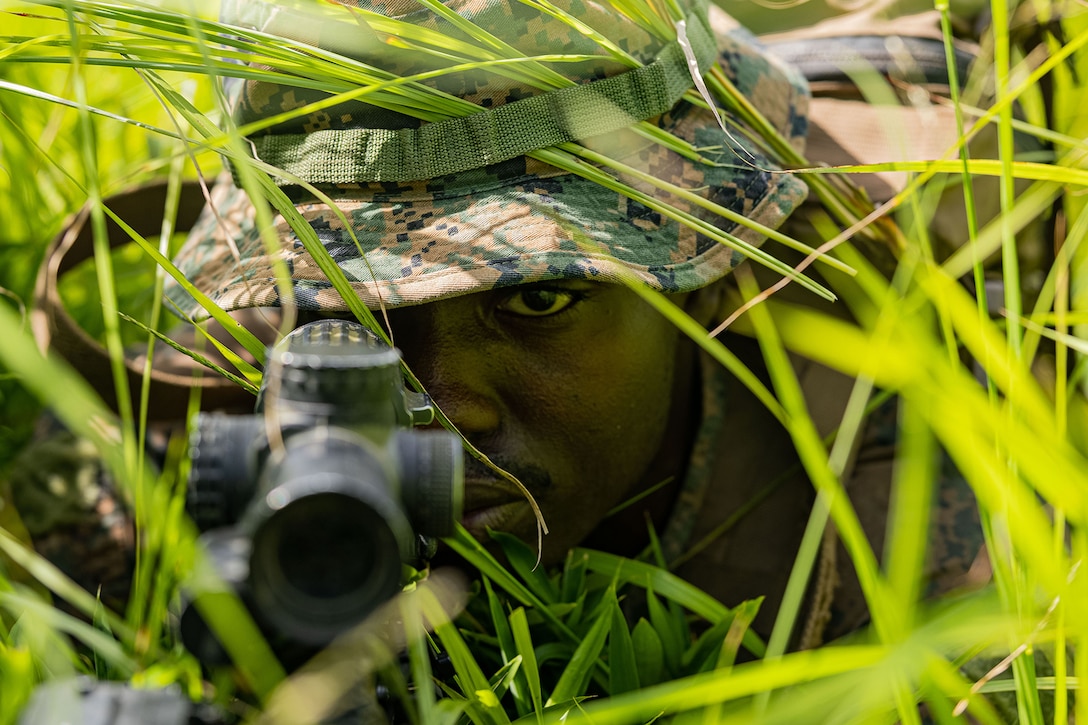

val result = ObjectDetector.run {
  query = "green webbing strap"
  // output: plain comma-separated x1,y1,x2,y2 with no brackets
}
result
252,10,716,184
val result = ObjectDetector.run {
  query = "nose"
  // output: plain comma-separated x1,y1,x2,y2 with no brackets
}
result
387,301,503,438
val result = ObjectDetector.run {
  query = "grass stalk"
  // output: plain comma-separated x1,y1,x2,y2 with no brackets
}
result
65,1,138,476
3,0,1087,722
759,373,877,677
734,267,894,641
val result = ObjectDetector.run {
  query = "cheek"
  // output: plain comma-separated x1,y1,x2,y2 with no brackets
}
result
508,318,681,498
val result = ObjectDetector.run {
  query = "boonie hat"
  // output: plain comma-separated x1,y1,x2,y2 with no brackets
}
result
166,0,810,318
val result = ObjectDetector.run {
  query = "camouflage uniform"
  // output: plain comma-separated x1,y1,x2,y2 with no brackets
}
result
3,416,134,614
658,353,988,645
164,0,809,317
16,0,991,674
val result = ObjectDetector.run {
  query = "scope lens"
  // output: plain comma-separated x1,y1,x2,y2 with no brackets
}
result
250,491,402,645
276,497,374,597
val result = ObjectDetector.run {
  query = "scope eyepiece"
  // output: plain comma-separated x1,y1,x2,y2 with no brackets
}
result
184,320,463,655
186,413,264,532
244,427,411,645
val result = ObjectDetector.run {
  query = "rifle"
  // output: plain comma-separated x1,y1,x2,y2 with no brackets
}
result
182,318,464,664
19,319,464,724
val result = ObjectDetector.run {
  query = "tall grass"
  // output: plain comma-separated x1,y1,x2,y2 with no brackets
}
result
0,0,1086,723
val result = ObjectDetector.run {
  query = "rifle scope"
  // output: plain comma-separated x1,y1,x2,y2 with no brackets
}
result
183,319,463,652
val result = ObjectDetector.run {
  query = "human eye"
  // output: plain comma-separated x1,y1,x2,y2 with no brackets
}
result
495,285,587,318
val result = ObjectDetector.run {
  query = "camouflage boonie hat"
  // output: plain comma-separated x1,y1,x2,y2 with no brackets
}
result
167,0,810,317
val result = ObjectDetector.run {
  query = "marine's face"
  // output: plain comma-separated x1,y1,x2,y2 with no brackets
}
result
385,281,709,564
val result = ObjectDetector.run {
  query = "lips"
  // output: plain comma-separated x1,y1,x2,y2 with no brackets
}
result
460,480,530,537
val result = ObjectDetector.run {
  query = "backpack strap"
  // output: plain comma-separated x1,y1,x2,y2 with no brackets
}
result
31,182,256,421
768,34,975,87
766,15,1053,291
763,22,979,205
760,19,1010,647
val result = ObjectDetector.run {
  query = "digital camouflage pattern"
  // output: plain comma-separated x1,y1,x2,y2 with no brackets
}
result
165,0,809,318
5,420,134,613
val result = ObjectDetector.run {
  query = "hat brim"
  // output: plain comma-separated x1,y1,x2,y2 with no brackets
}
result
166,16,810,319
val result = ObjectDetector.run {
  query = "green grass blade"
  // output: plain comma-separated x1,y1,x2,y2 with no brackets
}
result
606,588,639,695
509,607,545,722
645,588,682,677
420,585,511,725
484,577,531,717
0,590,135,678
542,645,886,724
545,591,612,707
0,529,134,646
490,532,560,605
118,313,260,394
631,618,665,688
576,549,766,657
445,525,577,643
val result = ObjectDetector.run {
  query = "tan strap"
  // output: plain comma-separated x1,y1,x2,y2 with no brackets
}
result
31,182,255,421
806,98,967,203
797,523,840,650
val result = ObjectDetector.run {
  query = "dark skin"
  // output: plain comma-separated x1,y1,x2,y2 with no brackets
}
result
302,276,813,630
380,279,727,565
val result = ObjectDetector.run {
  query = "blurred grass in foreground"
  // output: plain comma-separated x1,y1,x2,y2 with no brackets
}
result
1,0,1087,723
